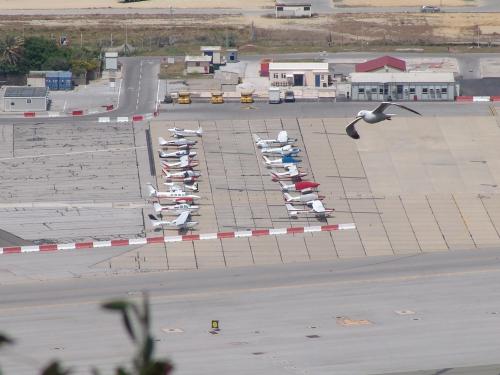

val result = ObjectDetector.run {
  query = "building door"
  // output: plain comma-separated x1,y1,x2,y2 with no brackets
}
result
384,83,389,100
293,74,304,86
397,85,403,100
315,75,320,87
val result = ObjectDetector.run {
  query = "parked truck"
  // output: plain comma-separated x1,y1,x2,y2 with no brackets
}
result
268,87,281,104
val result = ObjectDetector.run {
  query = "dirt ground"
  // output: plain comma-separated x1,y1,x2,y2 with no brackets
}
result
336,0,473,6
0,0,273,10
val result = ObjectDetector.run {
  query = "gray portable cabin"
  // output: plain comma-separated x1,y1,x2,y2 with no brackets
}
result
3,87,49,112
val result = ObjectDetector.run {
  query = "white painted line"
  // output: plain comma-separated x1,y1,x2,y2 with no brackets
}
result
117,78,122,108
129,238,148,245
234,231,253,238
93,241,112,248
88,109,99,115
98,117,111,123
269,228,287,235
339,223,356,230
304,226,322,233
57,243,76,250
117,117,129,122
164,236,183,243
200,233,218,240
48,112,60,117
20,246,41,253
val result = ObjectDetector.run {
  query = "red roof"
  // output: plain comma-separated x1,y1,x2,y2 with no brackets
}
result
355,56,406,73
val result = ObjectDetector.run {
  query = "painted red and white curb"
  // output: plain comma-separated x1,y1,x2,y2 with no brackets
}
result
0,223,356,255
98,114,153,123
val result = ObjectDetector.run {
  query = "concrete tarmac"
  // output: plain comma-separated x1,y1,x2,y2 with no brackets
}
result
2,248,500,374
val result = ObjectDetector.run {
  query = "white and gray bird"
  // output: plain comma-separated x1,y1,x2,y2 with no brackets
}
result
345,102,421,139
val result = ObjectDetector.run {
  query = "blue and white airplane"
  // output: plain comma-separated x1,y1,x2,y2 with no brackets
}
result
261,144,300,157
262,155,301,168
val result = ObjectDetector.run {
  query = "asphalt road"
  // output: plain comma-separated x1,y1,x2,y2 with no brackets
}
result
2,248,500,374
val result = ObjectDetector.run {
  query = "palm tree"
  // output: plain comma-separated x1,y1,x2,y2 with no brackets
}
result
0,36,24,66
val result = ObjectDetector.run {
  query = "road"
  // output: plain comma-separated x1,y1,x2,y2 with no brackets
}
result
2,248,500,374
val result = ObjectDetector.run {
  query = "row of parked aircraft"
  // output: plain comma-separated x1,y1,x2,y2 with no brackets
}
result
147,127,204,231
254,131,334,219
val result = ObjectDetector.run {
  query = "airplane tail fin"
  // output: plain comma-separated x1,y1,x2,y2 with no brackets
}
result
148,214,161,226
262,155,271,164
185,182,199,192
253,134,261,143
153,202,163,213
146,183,157,197
283,193,293,202
197,127,203,136
158,136,168,146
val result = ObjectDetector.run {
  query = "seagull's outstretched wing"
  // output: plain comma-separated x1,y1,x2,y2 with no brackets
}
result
372,102,392,114
389,103,422,116
345,117,363,139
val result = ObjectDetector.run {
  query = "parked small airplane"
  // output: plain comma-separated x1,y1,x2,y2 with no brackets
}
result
270,165,307,181
253,130,297,148
148,211,198,230
262,155,301,168
279,181,320,192
286,200,334,219
261,144,301,156
161,156,199,170
283,192,323,203
163,181,199,192
153,202,199,215
169,127,203,138
345,102,421,139
158,149,197,159
158,136,197,148
163,170,201,184
147,183,200,202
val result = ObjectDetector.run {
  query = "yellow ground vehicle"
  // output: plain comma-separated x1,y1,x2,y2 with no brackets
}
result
177,91,191,104
240,93,254,103
211,91,224,104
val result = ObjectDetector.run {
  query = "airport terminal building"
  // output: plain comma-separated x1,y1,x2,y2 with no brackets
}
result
349,72,456,101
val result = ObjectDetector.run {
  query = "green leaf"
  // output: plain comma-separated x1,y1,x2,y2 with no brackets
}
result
142,292,150,328
102,300,130,311
114,366,131,375
142,336,154,363
122,310,137,343
141,360,174,375
41,361,71,375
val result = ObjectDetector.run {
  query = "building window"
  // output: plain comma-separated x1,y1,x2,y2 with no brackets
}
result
409,88,415,94
195,62,200,67
422,88,428,94
304,6,310,10
441,87,448,94
27,99,31,103
281,73,286,79
358,88,365,94
277,6,283,11
379,87,383,94
371,87,377,93
273,73,279,79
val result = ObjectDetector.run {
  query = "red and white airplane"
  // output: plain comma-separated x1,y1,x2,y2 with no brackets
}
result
169,127,203,138
253,130,297,148
158,136,197,149
153,202,199,215
161,156,199,170
286,200,334,219
158,149,197,159
283,192,324,203
148,211,198,230
270,165,307,181
147,183,200,202
279,181,320,192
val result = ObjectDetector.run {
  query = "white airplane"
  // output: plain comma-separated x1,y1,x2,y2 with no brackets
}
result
169,127,203,138
163,170,201,183
147,183,200,202
161,156,199,170
253,130,297,148
262,155,301,169
158,136,197,148
270,165,307,181
163,181,199,192
148,211,198,230
153,202,199,215
158,149,197,159
346,102,421,139
261,144,301,156
286,200,334,219
283,192,323,203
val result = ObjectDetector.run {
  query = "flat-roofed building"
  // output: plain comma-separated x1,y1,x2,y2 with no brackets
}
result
185,55,212,74
349,72,456,101
275,1,312,18
3,86,49,112
269,62,330,87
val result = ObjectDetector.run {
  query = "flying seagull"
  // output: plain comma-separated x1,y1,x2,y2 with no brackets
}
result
345,102,421,139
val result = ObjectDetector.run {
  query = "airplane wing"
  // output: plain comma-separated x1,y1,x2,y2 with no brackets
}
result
372,102,392,114
277,130,288,143
173,211,190,226
312,200,326,213
390,103,422,116
179,155,189,168
345,117,363,140
287,165,299,177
